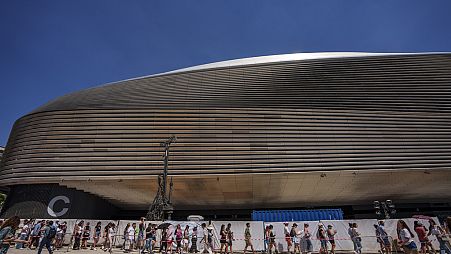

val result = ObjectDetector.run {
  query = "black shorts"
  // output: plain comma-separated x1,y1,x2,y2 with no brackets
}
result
329,240,335,245
220,239,227,244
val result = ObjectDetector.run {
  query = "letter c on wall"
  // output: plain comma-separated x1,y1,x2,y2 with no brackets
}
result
47,195,70,217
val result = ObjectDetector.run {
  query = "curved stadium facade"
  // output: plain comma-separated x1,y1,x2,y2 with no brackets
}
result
1,52,451,219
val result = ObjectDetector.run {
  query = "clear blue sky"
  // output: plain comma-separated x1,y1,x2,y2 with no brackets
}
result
1,0,451,145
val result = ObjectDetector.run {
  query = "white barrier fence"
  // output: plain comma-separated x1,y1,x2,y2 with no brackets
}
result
24,217,445,253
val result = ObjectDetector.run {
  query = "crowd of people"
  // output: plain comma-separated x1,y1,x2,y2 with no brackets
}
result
262,218,451,254
0,216,450,254
0,217,258,254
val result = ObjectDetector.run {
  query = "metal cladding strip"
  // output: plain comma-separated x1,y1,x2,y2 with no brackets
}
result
1,53,451,184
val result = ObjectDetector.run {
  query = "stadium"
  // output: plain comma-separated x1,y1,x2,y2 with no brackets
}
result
1,52,451,219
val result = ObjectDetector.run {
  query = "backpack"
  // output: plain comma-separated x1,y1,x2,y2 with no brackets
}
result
47,226,57,239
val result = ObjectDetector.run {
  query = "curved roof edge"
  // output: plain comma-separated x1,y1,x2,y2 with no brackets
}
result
26,51,451,116
107,52,449,86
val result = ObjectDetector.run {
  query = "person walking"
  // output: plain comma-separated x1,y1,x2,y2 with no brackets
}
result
200,223,212,254
428,219,451,254
91,222,102,251
183,225,190,254
106,223,116,253
167,226,174,254
73,221,84,250
264,226,270,253
126,223,136,253
37,220,57,254
161,228,168,254
0,216,21,254
16,219,31,249
122,223,130,250
243,223,256,254
81,222,91,249
29,220,45,249
351,223,362,254
175,224,183,254
220,225,227,254
138,218,145,251
375,221,391,254
284,222,293,254
414,221,434,254
142,224,154,254
268,225,277,254
55,223,65,250
190,226,198,253
348,223,356,254
317,224,328,254
327,225,337,254
291,224,301,254
397,220,417,254
101,223,111,251
59,222,67,249
302,224,312,254
226,223,234,254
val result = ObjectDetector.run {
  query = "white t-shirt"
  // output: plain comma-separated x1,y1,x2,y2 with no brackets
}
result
20,225,29,236
108,228,115,238
284,226,289,235
399,228,413,245
128,227,135,240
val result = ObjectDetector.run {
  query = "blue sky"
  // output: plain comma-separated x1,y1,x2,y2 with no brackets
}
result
1,0,451,145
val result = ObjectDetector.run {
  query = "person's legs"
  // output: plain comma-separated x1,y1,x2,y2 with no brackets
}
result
351,239,357,253
427,241,435,253
108,236,113,252
250,242,256,254
37,239,45,254
286,238,291,254
356,239,362,254
45,238,53,254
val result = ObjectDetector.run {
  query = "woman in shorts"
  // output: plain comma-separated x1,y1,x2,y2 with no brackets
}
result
91,222,102,250
397,220,417,254
327,225,337,254
219,224,227,254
